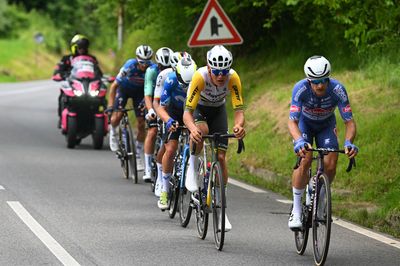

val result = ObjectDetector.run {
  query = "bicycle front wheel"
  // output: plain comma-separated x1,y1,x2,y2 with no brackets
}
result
295,203,310,255
126,123,138,183
179,153,192,227
211,162,225,251
196,187,209,240
312,173,332,266
168,172,180,219
118,125,129,179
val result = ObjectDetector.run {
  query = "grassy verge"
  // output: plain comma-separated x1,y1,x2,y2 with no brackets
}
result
226,51,400,238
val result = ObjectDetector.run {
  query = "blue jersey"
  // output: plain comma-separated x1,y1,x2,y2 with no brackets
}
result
116,59,156,90
289,78,353,123
160,72,187,110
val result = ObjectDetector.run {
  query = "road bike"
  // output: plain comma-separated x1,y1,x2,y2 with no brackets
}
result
293,147,355,265
114,108,138,183
182,133,244,250
150,119,164,192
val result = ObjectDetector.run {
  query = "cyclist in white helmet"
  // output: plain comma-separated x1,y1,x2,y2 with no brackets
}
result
142,47,173,183
107,44,155,171
157,56,197,209
152,51,191,196
287,55,358,230
183,45,245,231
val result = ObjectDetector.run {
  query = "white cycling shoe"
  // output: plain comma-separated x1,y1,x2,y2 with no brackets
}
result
154,178,162,197
288,212,302,230
218,213,232,232
109,133,118,152
185,164,199,192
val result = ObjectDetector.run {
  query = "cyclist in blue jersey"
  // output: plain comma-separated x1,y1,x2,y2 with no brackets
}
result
143,47,174,183
156,57,197,209
288,55,359,230
107,45,155,170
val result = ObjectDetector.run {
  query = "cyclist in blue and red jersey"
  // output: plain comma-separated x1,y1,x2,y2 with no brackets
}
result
288,55,359,230
107,45,155,171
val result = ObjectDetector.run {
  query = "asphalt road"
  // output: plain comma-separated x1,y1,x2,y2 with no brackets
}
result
0,80,399,265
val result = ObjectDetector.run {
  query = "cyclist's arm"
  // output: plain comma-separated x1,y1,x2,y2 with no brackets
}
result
344,119,357,143
228,72,245,137
288,83,304,141
183,71,204,133
144,67,157,110
288,119,302,141
107,80,119,108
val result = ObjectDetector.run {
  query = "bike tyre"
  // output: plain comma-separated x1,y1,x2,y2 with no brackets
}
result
211,162,225,251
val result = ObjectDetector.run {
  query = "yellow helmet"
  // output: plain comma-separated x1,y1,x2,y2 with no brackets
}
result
70,34,89,55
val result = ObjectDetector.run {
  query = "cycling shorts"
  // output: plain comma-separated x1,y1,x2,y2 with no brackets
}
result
114,86,144,117
299,115,339,149
194,104,228,150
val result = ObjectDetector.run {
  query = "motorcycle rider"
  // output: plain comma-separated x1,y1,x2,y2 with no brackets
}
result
52,34,103,128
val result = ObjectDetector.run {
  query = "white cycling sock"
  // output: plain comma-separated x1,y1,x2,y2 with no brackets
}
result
157,163,162,180
189,154,199,173
144,153,152,174
162,172,171,193
110,126,117,135
292,187,305,216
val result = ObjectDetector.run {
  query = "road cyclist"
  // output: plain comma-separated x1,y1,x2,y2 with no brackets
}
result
156,56,197,210
287,55,359,231
183,45,246,232
106,45,155,175
142,47,174,183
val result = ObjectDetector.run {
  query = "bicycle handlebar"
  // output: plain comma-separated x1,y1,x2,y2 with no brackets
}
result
190,133,245,155
293,147,356,172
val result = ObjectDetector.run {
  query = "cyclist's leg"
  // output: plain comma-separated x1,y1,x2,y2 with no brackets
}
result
109,88,126,151
186,107,209,192
144,120,158,180
132,95,146,168
315,118,339,183
289,119,313,229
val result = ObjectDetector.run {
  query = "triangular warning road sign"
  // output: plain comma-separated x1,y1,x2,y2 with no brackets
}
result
188,0,243,47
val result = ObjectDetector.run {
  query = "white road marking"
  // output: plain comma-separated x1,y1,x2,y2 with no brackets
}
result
334,218,400,250
7,201,81,266
0,185,5,190
275,198,400,250
228,178,266,193
0,86,50,96
276,199,293,204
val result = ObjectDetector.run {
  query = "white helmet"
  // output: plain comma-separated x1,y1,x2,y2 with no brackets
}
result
136,45,153,60
207,45,232,70
176,56,197,86
304,55,331,79
170,51,191,69
155,47,173,67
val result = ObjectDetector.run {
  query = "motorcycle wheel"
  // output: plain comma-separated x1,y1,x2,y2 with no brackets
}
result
92,117,105,149
66,116,77,149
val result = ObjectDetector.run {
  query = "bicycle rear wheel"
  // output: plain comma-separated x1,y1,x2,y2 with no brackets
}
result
118,125,129,179
126,123,138,183
312,173,331,266
179,153,192,227
211,162,225,251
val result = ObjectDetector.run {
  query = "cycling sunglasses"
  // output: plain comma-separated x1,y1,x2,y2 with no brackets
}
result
137,58,151,65
211,68,230,76
310,78,329,85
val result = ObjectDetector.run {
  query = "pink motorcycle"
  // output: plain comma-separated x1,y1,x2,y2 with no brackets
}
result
59,55,113,149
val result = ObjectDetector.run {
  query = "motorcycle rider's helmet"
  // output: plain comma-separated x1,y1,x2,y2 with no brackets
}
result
136,45,153,60
155,47,173,67
175,56,197,89
304,55,331,80
207,45,232,70
71,34,90,56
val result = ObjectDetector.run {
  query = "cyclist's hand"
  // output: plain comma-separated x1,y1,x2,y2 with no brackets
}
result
145,108,157,121
166,118,177,132
190,129,202,144
293,137,311,158
344,140,358,159
104,106,113,115
233,125,245,139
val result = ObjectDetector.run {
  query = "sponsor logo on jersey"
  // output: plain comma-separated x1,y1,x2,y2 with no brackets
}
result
342,104,352,113
290,105,301,113
232,85,241,101
187,86,199,103
333,85,348,102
